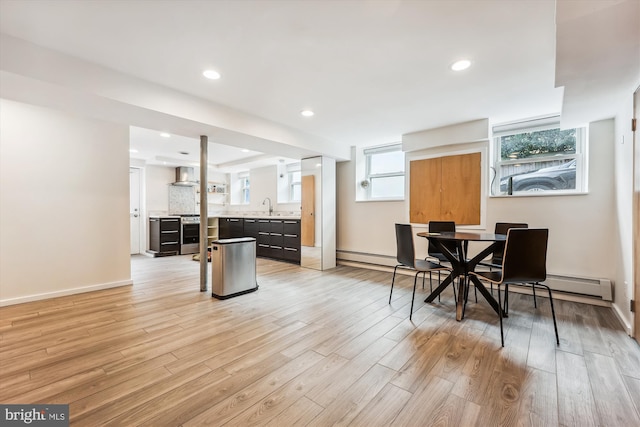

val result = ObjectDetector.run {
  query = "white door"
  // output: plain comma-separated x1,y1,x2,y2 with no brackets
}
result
129,167,141,254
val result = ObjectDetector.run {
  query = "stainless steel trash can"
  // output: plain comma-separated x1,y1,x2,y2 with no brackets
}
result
211,237,258,299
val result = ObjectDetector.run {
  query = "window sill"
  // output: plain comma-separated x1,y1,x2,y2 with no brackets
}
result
355,197,405,203
490,191,588,198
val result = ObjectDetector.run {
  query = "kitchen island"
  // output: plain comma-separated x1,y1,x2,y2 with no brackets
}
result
215,215,301,264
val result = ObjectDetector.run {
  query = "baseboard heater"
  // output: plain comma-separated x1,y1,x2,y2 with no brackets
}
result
336,250,613,301
542,274,612,301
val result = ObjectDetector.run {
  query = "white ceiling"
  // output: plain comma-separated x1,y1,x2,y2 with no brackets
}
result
0,0,637,169
129,126,297,172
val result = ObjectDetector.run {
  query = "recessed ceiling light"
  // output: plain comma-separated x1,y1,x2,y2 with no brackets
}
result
129,148,138,153
451,59,471,71
203,69,221,80
301,110,314,117
179,151,189,155
242,149,250,153
160,132,171,138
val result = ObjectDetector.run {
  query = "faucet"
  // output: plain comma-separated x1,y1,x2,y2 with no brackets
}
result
262,197,273,216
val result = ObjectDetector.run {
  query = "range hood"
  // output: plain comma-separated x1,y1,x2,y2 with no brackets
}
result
172,167,198,186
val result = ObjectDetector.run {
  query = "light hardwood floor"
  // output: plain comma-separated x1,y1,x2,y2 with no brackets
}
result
1,255,639,426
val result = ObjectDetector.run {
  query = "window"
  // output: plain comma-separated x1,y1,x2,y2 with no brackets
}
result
277,162,301,203
362,143,405,199
241,175,250,204
289,169,301,202
491,116,587,195
230,171,250,205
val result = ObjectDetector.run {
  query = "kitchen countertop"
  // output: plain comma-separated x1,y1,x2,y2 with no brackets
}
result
215,214,301,220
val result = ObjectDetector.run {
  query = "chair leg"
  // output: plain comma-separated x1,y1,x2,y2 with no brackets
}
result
540,283,560,345
489,266,494,296
462,276,468,319
497,284,505,347
437,271,441,302
409,272,420,320
474,281,478,303
389,265,400,304
503,284,509,316
532,284,537,308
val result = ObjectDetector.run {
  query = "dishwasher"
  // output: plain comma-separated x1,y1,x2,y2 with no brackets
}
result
210,237,258,299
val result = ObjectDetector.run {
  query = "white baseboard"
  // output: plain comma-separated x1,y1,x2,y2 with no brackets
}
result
611,302,633,335
0,279,133,307
337,258,613,307
337,250,396,267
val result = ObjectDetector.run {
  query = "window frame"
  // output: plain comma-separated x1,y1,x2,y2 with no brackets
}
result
363,143,405,200
490,117,587,196
288,166,301,202
240,174,250,204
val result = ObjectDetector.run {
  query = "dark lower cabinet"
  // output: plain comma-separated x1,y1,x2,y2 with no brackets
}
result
282,219,301,263
148,217,180,256
243,219,259,238
219,217,300,264
257,219,271,258
219,217,243,239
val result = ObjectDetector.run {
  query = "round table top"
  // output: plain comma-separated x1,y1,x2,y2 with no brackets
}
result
416,231,506,242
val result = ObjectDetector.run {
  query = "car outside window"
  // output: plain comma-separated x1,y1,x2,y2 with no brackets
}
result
492,117,586,195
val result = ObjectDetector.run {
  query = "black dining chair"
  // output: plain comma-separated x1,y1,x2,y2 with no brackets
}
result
478,222,528,296
469,228,559,347
389,224,451,320
425,221,457,301
479,222,529,270
426,221,456,263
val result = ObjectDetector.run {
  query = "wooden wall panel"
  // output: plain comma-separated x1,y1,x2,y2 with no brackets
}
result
409,157,441,224
409,152,481,226
441,152,481,225
301,175,315,247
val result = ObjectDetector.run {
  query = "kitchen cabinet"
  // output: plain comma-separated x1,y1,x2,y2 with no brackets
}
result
219,217,243,239
148,216,180,256
256,219,270,258
282,220,301,263
268,219,284,259
243,218,259,239
218,216,300,264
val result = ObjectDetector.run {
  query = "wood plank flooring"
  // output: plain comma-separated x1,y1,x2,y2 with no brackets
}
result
1,255,639,426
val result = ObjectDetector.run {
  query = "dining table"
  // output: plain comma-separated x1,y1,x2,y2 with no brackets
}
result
416,231,507,321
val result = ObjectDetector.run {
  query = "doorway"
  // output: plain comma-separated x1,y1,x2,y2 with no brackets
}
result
130,167,142,255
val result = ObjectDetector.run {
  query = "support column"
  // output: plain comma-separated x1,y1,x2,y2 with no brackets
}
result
199,135,208,292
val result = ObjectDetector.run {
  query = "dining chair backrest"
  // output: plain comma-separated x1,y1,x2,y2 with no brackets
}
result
395,224,416,268
428,221,456,257
501,228,548,283
491,222,528,264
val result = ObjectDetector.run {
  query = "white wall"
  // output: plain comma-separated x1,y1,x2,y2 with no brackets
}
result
613,95,635,331
230,165,301,215
0,99,131,305
145,165,175,216
337,119,618,290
